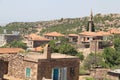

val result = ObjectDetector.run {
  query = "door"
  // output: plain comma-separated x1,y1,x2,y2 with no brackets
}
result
61,67,67,80
53,68,59,80
52,67,67,80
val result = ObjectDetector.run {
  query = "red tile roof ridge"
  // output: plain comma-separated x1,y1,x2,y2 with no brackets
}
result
79,31,111,36
0,48,24,54
28,33,50,41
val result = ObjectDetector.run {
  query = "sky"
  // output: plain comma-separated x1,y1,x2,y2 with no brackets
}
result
0,0,120,25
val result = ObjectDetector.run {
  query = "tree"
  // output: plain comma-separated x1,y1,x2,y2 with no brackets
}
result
87,21,95,32
49,40,58,53
84,53,106,70
49,39,84,60
114,38,120,51
3,40,27,49
76,52,84,61
9,40,27,49
57,43,78,56
103,47,120,67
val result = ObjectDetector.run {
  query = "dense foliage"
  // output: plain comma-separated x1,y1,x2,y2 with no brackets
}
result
2,40,27,49
114,38,120,51
0,22,37,35
48,38,84,60
103,37,120,68
84,53,106,70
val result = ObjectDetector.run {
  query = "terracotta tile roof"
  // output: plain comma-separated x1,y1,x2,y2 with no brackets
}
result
68,34,79,37
44,32,65,37
96,31,111,36
32,46,43,52
79,31,111,36
0,48,24,54
108,28,120,34
79,32,98,36
28,34,50,41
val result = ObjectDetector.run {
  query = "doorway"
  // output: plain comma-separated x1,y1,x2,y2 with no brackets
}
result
52,67,67,80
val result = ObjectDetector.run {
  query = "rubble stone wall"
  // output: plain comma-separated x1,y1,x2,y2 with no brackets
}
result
7,54,38,80
7,54,79,80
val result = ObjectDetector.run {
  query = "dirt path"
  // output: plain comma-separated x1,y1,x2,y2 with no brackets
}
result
4,75,89,80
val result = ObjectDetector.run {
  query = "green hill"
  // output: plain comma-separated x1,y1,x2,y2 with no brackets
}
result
1,13,120,35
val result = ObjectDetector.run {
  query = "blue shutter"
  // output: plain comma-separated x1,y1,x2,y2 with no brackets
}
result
26,68,31,78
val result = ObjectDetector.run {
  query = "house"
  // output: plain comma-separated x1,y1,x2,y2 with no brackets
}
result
0,48,24,79
107,69,120,80
68,34,79,43
77,11,111,52
24,34,50,48
0,33,21,47
44,32,65,40
78,31,111,52
7,44,80,80
108,28,120,34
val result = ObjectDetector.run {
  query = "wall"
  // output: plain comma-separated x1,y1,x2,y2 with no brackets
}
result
107,72,120,80
34,41,49,47
7,54,79,80
7,54,38,80
0,60,8,79
5,35,21,43
37,58,80,80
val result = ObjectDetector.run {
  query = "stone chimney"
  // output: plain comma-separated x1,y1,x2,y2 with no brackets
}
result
44,44,51,59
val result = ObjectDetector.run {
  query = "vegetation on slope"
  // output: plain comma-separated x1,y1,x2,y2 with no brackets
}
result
0,13,120,35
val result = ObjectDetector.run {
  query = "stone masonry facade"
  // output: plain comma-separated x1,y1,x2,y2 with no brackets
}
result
37,58,79,80
7,54,79,80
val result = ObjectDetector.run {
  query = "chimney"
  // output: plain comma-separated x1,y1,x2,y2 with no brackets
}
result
44,44,51,59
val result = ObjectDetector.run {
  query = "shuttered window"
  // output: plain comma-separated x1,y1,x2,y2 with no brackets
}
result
26,68,31,78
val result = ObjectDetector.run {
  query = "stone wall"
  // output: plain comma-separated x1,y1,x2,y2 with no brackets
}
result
0,60,8,79
90,68,110,80
7,54,38,80
37,58,80,80
107,72,120,80
90,40,99,53
7,54,79,80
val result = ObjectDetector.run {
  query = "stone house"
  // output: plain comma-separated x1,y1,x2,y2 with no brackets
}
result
44,32,65,40
24,34,50,48
7,44,80,80
0,33,21,47
78,31,111,52
68,34,79,43
107,69,120,80
108,28,120,34
0,48,24,79
77,11,111,52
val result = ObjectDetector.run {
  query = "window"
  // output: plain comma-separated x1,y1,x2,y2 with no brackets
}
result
70,67,75,76
26,68,31,78
87,37,89,40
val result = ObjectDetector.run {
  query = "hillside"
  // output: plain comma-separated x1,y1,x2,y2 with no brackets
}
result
1,13,120,35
